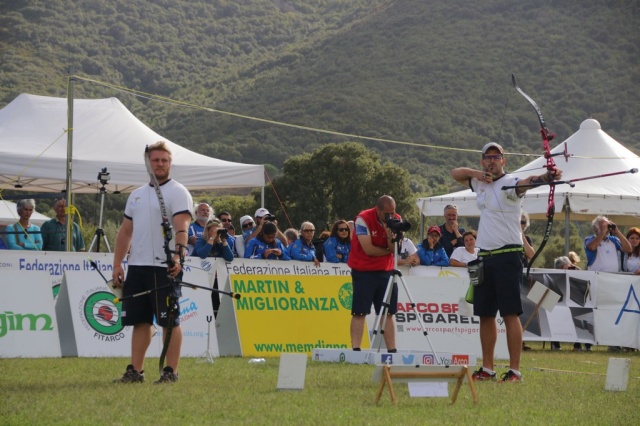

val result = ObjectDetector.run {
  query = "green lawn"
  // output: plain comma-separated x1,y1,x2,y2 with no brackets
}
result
1,343,638,425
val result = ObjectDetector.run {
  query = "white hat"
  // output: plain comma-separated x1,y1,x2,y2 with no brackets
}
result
254,207,270,218
239,215,254,228
482,142,504,154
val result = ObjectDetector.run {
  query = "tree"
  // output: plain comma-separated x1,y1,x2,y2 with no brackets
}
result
262,142,414,231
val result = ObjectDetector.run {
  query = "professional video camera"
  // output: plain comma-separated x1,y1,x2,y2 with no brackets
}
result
386,218,411,243
97,167,110,184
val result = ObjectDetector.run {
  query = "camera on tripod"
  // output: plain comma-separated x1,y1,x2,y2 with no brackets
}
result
97,167,110,185
386,218,411,243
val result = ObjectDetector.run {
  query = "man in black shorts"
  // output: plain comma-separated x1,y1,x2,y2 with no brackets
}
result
112,141,193,384
451,142,562,383
347,195,400,352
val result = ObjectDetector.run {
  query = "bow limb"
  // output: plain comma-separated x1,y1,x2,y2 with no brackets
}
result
512,75,557,277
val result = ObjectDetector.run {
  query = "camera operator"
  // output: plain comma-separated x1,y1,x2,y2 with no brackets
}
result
347,195,406,353
194,219,234,262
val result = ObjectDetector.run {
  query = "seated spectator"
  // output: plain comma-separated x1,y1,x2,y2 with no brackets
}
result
551,255,581,351
6,199,42,250
622,227,640,274
397,235,419,267
187,202,212,256
41,198,85,252
568,251,582,269
284,228,299,247
218,211,234,235
417,226,449,266
314,230,331,262
290,222,320,266
323,220,351,264
449,230,479,267
244,222,290,260
194,219,234,261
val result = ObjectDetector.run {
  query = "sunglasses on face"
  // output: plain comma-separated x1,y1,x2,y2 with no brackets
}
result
337,228,349,232
242,222,254,229
520,221,527,225
482,154,503,161
220,218,231,222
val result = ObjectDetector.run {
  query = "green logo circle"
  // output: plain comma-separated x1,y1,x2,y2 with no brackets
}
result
84,291,124,335
338,282,352,310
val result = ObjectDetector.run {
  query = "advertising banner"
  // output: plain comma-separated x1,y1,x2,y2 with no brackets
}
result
0,270,62,357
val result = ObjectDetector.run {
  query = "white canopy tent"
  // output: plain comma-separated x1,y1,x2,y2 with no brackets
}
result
417,119,640,226
0,94,265,193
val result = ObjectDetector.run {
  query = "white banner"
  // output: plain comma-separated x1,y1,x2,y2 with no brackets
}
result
0,270,62,357
56,269,217,357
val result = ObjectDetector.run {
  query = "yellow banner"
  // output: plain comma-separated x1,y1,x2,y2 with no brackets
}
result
231,274,361,357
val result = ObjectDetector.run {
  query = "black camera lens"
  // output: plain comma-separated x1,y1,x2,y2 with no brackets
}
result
608,224,616,230
217,229,228,236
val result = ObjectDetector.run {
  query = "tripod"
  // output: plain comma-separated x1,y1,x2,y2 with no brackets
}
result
197,315,215,363
88,172,111,253
367,238,440,363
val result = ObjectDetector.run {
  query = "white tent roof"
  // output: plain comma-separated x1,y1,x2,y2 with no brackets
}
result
0,94,265,193
417,119,640,225
0,200,50,226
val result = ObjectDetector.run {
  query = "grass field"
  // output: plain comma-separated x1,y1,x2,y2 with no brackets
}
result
1,343,638,425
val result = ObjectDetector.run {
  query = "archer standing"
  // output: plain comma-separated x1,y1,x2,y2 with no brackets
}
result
112,141,193,384
347,195,399,352
451,142,562,383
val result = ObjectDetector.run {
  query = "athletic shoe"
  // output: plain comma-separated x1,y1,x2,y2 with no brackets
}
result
113,364,144,383
471,368,497,381
154,366,179,384
500,370,523,383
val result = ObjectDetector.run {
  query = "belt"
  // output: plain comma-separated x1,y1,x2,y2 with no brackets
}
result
478,245,523,257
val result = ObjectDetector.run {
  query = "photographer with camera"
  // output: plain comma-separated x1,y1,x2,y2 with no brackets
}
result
194,218,234,319
243,208,288,246
584,215,631,272
347,195,407,352
194,218,234,262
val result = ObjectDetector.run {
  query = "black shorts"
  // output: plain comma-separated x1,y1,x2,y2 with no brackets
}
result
121,265,182,327
351,269,397,316
473,252,523,317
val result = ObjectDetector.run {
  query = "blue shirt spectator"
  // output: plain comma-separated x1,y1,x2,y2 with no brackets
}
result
194,219,234,262
323,220,351,263
244,222,290,260
417,226,450,266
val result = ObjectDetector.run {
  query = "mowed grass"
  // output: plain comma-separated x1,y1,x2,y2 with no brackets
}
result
1,343,638,425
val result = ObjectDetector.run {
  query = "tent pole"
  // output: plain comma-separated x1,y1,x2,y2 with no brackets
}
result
564,195,570,256
65,73,75,252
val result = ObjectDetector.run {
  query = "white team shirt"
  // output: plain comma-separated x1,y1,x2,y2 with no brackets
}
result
471,174,524,250
450,246,479,265
124,179,193,267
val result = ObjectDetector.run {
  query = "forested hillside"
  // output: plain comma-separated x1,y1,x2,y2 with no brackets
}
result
1,0,639,197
